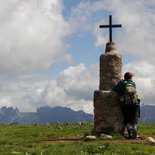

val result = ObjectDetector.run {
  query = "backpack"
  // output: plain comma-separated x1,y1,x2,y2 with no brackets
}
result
123,81,138,105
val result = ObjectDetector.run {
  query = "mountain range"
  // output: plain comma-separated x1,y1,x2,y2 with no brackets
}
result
0,105,154,124
0,106,93,124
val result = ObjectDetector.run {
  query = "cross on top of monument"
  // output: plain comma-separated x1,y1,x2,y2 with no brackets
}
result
99,15,122,42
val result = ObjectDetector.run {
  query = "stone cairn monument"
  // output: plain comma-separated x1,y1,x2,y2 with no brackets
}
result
93,15,124,134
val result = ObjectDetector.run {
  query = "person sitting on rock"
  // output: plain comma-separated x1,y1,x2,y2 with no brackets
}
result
112,72,141,139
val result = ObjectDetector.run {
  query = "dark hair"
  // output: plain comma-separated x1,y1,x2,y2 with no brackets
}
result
124,72,133,80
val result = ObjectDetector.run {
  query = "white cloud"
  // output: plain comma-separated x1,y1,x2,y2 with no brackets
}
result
40,63,98,114
69,0,155,60
0,0,99,114
57,64,98,100
0,79,48,112
0,64,98,114
0,0,71,74
0,96,14,108
66,99,93,114
0,0,155,114
124,61,155,105
39,80,67,107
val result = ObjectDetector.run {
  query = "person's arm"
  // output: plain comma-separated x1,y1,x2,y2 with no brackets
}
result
112,80,124,96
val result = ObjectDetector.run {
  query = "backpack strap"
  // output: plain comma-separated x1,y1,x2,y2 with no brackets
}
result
124,80,135,86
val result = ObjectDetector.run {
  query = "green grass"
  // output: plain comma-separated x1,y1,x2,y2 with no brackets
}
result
138,123,155,135
0,122,154,154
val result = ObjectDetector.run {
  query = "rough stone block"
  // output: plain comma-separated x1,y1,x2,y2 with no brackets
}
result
93,90,124,134
99,51,122,90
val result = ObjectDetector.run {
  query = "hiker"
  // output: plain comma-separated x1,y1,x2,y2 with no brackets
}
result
112,72,141,139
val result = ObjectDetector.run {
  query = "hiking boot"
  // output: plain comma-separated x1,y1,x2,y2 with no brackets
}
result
127,124,137,139
126,124,136,139
127,124,132,139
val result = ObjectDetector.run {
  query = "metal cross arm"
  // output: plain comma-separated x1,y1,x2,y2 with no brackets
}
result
99,15,122,42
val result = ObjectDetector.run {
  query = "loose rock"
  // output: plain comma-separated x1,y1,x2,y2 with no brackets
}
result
100,133,112,139
84,135,97,140
147,137,155,144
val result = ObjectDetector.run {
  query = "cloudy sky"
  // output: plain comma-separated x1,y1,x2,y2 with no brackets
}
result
0,0,154,114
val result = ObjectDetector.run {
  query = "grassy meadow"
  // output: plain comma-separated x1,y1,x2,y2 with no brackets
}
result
0,122,154,155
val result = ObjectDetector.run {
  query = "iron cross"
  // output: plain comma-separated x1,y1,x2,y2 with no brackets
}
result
99,15,122,42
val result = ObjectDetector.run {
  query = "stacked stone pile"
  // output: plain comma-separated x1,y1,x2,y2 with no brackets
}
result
93,42,124,134
99,42,122,90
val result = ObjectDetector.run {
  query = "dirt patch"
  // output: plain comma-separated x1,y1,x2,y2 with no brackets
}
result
43,135,155,144
44,136,83,143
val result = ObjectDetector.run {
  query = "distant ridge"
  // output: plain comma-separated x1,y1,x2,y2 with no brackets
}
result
0,105,154,124
0,106,93,124
36,106,93,123
140,105,155,123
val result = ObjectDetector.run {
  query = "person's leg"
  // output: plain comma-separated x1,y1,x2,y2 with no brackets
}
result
125,105,135,139
126,123,133,139
125,105,138,139
132,106,139,139
132,124,137,139
121,104,129,125
122,105,131,138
